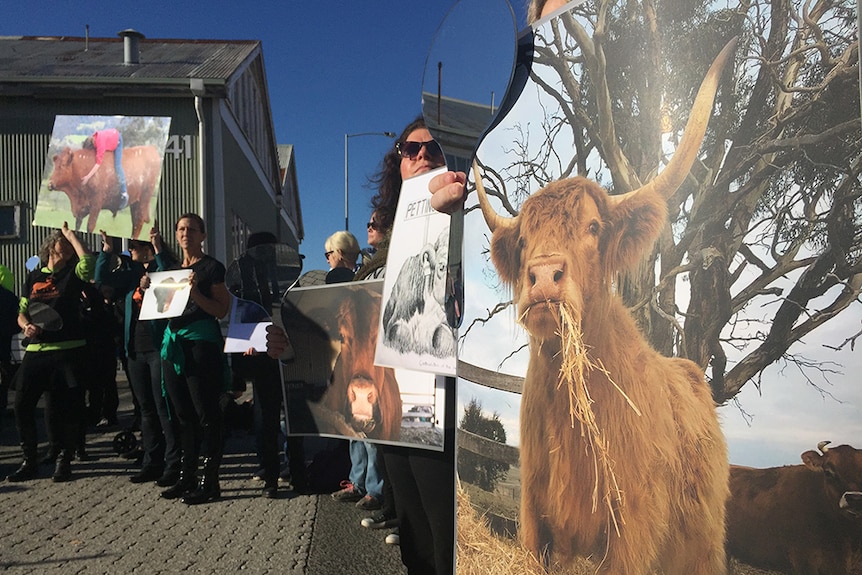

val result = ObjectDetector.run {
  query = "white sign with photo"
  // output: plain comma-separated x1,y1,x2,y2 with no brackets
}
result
139,269,192,320
374,166,457,376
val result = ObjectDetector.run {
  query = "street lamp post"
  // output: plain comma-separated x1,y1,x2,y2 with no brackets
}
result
344,131,396,231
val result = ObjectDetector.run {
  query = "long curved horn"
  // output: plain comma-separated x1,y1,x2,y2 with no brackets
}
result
472,160,510,232
818,440,831,454
609,37,738,206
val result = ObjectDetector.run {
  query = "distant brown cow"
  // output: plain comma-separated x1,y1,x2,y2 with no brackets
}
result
473,39,737,574
323,286,402,441
727,441,862,575
48,145,160,238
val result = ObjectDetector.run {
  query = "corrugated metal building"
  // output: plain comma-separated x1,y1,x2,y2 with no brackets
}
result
0,30,303,292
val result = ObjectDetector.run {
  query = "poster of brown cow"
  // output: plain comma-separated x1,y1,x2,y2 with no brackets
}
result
279,280,447,450
35,115,171,239
453,1,860,575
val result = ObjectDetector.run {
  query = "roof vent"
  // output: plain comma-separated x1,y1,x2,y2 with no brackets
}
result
117,29,145,65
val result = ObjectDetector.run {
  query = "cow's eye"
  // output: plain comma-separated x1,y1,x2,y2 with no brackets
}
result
588,221,600,236
823,467,838,480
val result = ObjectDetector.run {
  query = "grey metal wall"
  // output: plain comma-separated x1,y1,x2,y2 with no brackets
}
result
152,133,201,259
1,133,53,293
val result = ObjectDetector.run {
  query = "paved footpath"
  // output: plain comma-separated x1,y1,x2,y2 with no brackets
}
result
0,375,406,575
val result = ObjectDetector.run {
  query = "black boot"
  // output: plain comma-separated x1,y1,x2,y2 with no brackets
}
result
40,446,60,465
182,458,220,505
7,458,37,482
8,444,39,482
52,451,73,482
160,457,197,500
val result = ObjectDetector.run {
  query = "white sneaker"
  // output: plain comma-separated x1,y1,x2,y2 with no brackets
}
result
385,530,399,545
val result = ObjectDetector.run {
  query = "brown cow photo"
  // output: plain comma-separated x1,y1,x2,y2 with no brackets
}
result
35,115,171,239
726,441,862,575
280,280,445,449
446,2,859,575
457,28,738,575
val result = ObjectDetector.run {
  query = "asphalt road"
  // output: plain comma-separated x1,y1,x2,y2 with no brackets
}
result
0,371,407,575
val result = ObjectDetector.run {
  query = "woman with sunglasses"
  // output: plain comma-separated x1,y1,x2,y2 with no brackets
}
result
351,117,455,575
268,117,451,572
355,117,446,281
324,231,360,284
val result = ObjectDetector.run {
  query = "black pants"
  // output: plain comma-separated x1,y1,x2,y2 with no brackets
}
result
247,356,282,483
81,338,119,425
128,349,179,473
14,348,86,459
382,376,456,575
239,354,307,485
162,339,224,472
384,447,455,575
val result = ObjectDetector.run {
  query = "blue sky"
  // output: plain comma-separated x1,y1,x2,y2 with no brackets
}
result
3,0,529,269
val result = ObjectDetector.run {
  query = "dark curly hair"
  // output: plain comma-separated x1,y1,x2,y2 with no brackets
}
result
368,116,427,233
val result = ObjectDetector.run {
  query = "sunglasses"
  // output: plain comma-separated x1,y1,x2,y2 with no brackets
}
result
396,139,444,161
367,221,383,231
324,250,334,260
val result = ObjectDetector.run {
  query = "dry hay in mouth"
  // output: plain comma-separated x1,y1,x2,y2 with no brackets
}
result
555,303,641,542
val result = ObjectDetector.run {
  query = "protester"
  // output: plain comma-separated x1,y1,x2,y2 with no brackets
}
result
268,116,454,572
358,117,455,571
230,231,307,499
82,278,119,431
0,265,20,422
357,209,400,532
8,223,93,483
320,230,386,510
324,231,360,283
96,231,180,486
153,214,231,504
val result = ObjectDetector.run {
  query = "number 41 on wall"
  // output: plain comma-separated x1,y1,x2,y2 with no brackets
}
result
165,135,194,160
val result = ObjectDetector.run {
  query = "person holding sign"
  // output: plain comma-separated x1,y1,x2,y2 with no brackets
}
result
8,223,93,483
269,118,452,570
96,230,180,487
152,214,231,505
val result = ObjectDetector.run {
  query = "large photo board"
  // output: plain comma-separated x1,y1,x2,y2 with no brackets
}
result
35,115,171,239
453,2,862,574
280,281,446,451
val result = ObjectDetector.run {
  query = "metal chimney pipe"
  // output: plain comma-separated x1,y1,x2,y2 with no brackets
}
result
117,29,145,65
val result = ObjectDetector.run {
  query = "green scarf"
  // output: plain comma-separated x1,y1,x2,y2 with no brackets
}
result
160,319,231,399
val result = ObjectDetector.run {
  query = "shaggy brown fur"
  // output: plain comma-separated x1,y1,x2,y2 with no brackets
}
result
473,38,738,575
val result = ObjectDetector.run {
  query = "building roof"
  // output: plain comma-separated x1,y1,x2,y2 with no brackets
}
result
422,92,497,159
0,33,260,97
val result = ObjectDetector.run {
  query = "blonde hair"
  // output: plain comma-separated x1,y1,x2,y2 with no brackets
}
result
325,231,360,268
